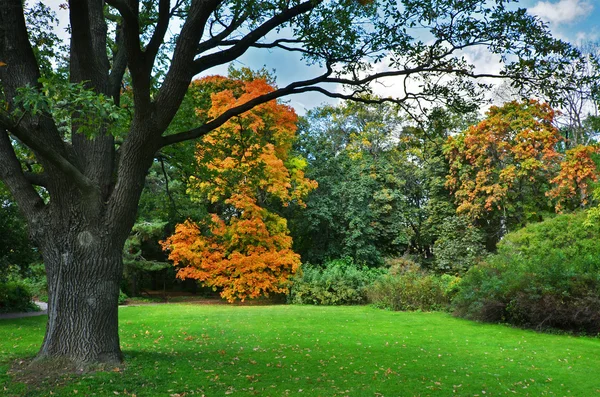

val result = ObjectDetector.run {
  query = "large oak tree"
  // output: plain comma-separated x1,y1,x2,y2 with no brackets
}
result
0,0,575,366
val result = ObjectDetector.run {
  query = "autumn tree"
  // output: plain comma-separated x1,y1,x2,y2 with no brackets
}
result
446,100,600,246
0,0,577,366
162,74,316,302
547,144,600,212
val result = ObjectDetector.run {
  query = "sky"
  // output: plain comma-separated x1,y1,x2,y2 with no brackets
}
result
43,0,600,115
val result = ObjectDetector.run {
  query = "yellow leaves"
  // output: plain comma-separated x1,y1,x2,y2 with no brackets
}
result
0,61,7,67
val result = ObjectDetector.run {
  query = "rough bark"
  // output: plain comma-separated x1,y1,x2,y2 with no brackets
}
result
38,234,123,365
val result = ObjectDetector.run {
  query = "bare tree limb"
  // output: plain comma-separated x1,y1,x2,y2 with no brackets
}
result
0,112,98,196
195,11,249,55
0,129,45,217
108,22,128,105
153,0,222,131
145,0,171,65
193,0,319,74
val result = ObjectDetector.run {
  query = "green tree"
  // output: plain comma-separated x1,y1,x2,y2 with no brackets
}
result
292,103,477,266
0,0,577,366
0,182,39,281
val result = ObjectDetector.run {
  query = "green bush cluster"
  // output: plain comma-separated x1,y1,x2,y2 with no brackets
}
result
19,263,48,302
453,212,600,333
118,290,129,305
368,260,459,311
288,258,385,305
0,281,37,313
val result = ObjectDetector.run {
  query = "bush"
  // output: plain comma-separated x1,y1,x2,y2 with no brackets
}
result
368,261,458,311
118,290,128,305
453,211,600,333
0,281,38,313
289,258,385,305
20,263,48,302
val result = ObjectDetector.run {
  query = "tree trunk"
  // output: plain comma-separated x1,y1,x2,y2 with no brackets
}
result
36,226,125,366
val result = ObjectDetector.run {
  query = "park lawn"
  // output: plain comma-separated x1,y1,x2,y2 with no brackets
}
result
1,305,600,396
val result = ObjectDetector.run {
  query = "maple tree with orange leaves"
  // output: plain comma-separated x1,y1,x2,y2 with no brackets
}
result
547,144,600,212
445,100,600,238
162,74,317,302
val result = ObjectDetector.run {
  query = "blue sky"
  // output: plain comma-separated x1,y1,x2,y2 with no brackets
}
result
523,0,600,43
45,0,599,114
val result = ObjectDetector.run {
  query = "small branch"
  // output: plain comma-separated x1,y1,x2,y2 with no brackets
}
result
108,22,128,105
158,155,182,218
106,0,148,105
159,67,334,147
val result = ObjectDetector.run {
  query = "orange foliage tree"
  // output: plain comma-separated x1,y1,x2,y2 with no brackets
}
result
547,144,600,212
162,74,317,302
445,100,600,238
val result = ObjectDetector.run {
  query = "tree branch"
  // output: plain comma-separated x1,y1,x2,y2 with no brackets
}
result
24,171,49,188
159,67,334,147
108,22,128,105
153,0,221,131
145,0,171,65
193,0,318,74
195,11,249,55
68,0,110,89
106,0,149,107
0,129,45,217
0,112,99,196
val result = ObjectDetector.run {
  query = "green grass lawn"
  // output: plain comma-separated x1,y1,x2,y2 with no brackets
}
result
2,304,600,396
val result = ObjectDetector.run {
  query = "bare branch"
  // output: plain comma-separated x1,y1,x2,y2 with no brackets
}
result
217,38,317,56
193,0,318,74
160,67,334,147
154,0,221,131
106,0,148,105
108,23,128,104
195,11,249,55
0,129,45,217
145,0,171,65
0,112,98,197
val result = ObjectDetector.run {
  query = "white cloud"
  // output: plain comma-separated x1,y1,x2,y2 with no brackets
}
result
529,0,594,25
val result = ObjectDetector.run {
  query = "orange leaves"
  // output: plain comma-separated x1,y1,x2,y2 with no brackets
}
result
445,100,562,220
162,196,301,302
547,145,600,212
163,73,315,302
446,100,600,221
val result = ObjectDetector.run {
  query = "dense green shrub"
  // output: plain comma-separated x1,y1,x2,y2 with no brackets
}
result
0,281,38,313
368,260,459,311
453,211,600,333
289,258,385,305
